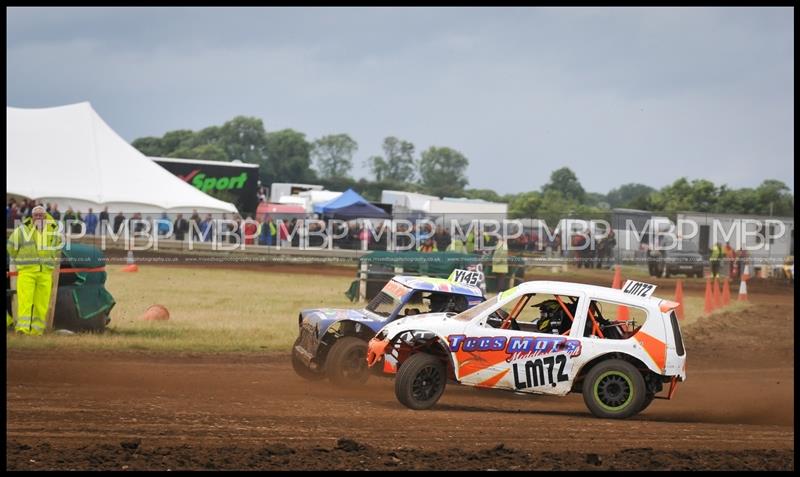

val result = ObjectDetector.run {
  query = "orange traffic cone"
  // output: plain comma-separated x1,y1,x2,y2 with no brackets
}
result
673,279,685,320
713,278,722,308
611,266,629,320
122,250,138,272
611,265,622,289
738,279,748,301
741,264,751,282
704,278,714,314
722,278,731,306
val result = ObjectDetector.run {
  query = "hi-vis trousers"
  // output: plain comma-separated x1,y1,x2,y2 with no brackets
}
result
15,269,53,336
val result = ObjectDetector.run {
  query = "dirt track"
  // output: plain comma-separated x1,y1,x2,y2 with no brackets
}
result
6,295,794,470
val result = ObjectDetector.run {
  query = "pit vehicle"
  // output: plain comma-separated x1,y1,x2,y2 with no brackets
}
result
292,274,484,386
648,240,704,278
367,280,686,419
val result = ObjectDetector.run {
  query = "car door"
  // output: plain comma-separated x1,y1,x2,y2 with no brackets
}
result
456,291,586,396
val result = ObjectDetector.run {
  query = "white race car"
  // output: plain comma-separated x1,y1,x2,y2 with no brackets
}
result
367,280,686,419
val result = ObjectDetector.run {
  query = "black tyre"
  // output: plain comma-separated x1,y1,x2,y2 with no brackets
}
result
582,359,646,419
394,353,447,410
291,337,325,381
325,336,369,387
639,393,656,413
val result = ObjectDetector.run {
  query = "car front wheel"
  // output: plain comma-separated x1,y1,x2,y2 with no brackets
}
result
394,353,447,410
325,336,370,387
582,359,646,419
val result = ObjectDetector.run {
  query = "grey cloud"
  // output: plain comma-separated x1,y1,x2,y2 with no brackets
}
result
6,7,793,193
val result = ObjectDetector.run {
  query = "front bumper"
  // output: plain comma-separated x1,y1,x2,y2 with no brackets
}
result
294,327,322,371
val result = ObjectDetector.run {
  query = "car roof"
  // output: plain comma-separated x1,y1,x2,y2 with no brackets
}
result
392,275,483,298
505,280,664,308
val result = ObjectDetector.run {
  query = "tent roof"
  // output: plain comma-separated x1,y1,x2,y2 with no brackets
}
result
313,188,390,219
7,102,237,214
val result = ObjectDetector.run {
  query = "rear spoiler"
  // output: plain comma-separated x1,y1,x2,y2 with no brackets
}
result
659,300,681,313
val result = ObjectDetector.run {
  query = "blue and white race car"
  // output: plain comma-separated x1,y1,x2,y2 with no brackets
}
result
292,273,485,386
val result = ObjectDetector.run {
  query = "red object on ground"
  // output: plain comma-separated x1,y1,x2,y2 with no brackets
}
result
140,304,170,321
673,280,685,321
704,278,714,314
121,264,139,272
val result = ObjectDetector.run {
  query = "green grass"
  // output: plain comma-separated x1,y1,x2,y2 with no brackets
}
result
7,265,357,353
7,264,750,353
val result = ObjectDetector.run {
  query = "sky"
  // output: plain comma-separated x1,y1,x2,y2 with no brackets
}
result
6,7,795,194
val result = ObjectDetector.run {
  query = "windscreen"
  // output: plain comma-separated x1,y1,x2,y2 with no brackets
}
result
452,295,499,322
365,281,411,317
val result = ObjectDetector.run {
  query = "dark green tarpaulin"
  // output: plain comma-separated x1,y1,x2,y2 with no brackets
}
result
60,244,116,320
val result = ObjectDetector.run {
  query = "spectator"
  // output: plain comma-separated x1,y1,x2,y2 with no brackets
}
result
190,209,201,241
84,208,98,235
492,238,509,291
157,212,171,237
434,225,451,252
723,242,735,277
63,207,82,234
174,213,188,241
709,242,723,279
113,211,126,234
735,248,750,280
418,237,437,253
50,203,61,221
243,215,257,245
98,206,109,236
6,200,20,229
200,214,214,242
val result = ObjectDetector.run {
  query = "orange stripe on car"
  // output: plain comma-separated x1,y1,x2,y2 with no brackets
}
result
476,369,510,388
634,331,666,372
456,349,508,378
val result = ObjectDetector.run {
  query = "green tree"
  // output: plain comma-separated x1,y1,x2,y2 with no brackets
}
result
606,183,656,209
754,180,794,216
312,134,357,179
368,137,416,182
219,116,268,164
161,130,195,153
366,155,390,182
418,146,469,196
507,191,543,219
169,143,228,162
541,167,586,203
263,129,315,183
463,188,503,202
131,137,167,156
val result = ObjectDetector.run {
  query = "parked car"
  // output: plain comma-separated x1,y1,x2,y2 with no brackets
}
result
648,240,705,278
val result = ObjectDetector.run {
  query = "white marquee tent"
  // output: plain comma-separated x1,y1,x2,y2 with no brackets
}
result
7,102,237,214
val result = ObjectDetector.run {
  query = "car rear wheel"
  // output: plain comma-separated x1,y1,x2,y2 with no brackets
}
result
326,336,370,387
292,337,325,381
394,353,447,410
582,359,646,419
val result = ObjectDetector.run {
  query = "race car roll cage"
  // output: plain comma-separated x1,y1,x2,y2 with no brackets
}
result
498,293,634,339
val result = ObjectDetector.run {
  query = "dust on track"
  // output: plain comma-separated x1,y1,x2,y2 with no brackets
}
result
6,294,794,470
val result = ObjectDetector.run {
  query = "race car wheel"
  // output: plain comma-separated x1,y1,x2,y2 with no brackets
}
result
326,337,370,387
582,359,646,419
639,393,656,413
292,338,325,381
395,353,446,410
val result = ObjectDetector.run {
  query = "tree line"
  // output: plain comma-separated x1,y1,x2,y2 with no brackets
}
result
132,115,794,220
